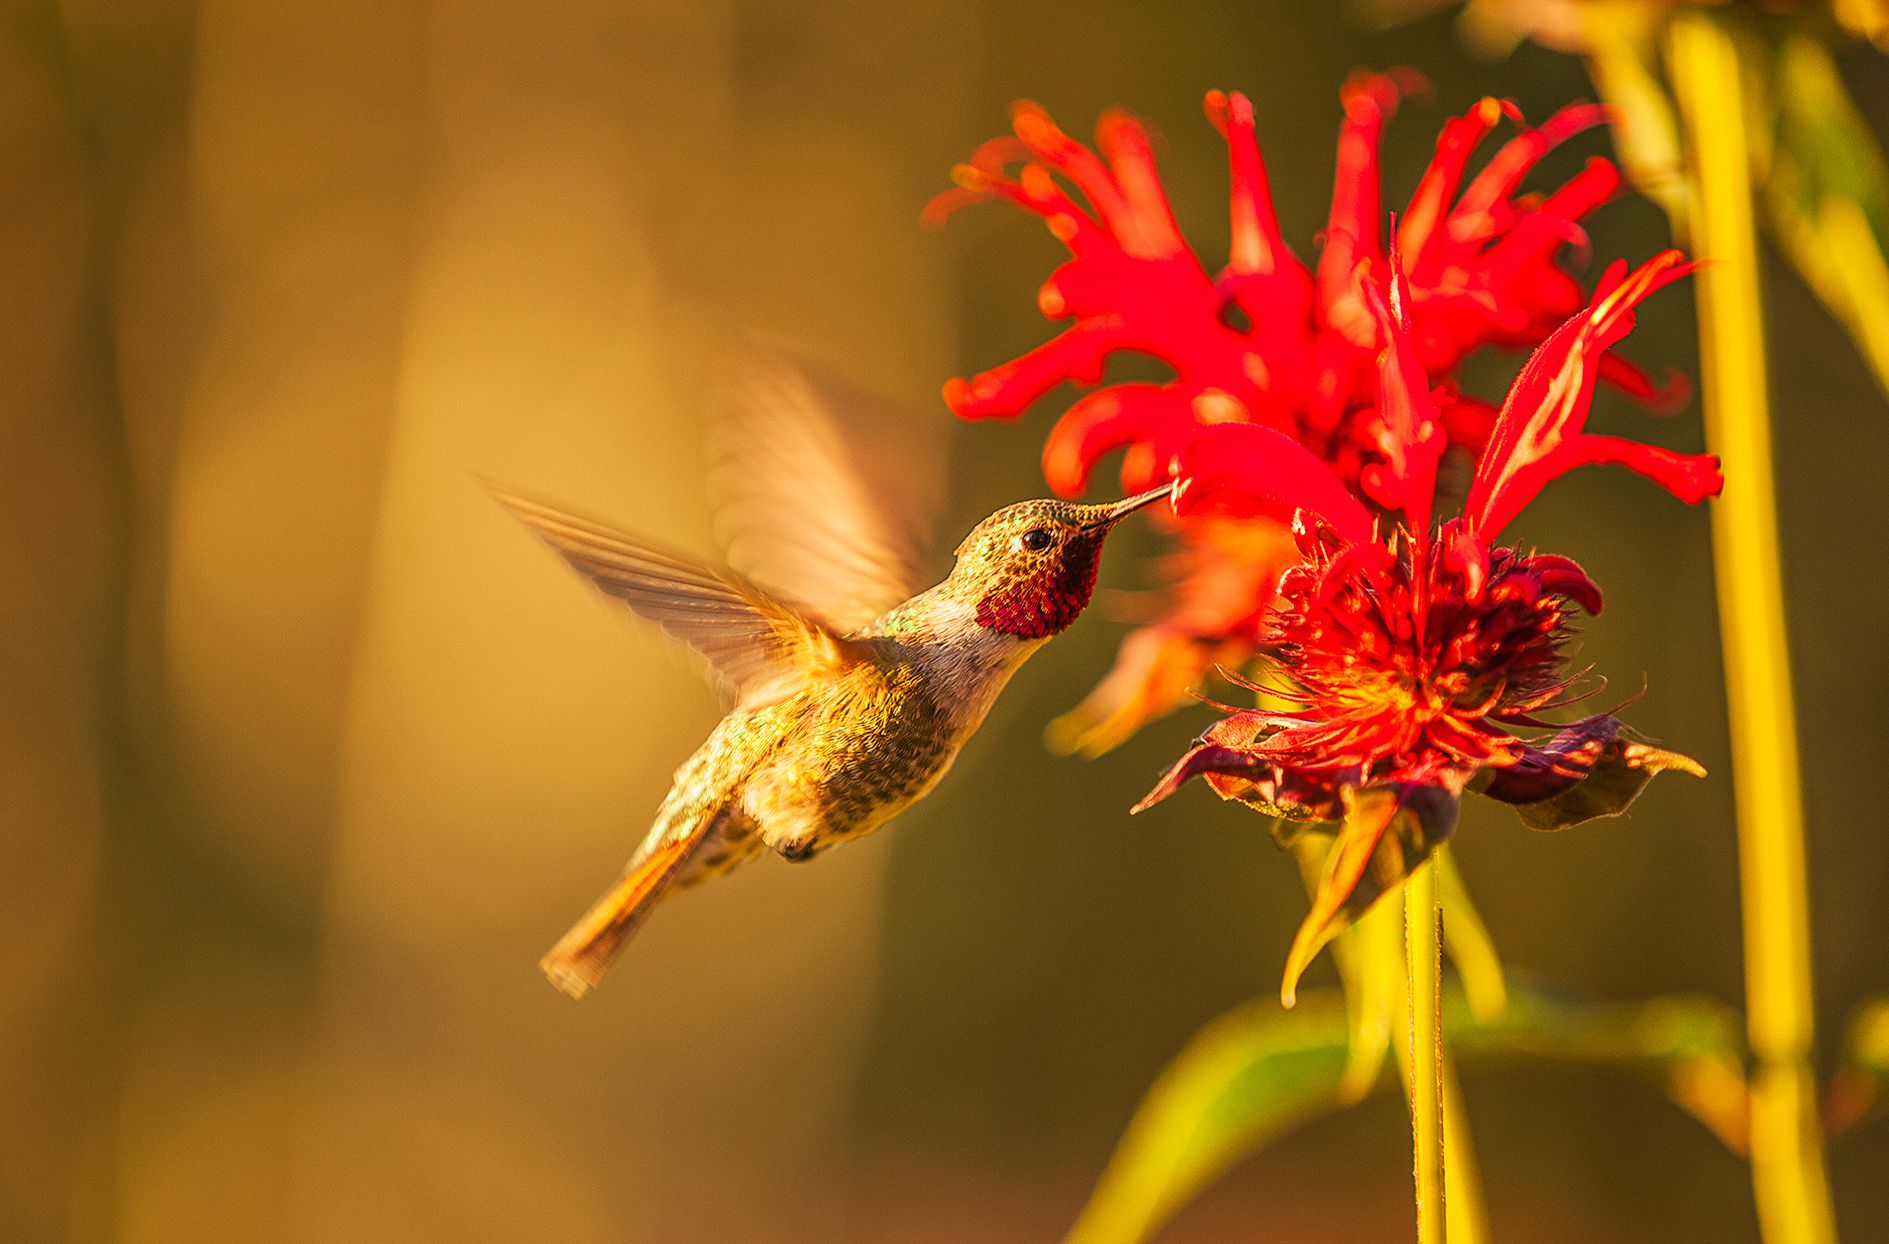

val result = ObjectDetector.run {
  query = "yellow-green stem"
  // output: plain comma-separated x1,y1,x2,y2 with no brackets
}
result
1669,13,1838,1244
1395,1018,1488,1244
1405,857,1445,1244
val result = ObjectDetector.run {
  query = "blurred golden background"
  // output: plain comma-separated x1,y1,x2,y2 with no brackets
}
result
2,1,1885,1240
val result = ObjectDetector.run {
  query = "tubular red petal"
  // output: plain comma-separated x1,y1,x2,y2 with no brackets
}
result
932,165,1046,226
1464,251,1706,536
965,134,1030,171
1457,102,1608,223
1424,713,1522,767
1361,250,1445,536
1009,101,1136,234
945,160,1111,258
1207,89,1291,278
1530,157,1620,240
1536,101,1611,145
920,186,984,229
1586,248,1694,346
1487,158,1621,272
944,318,1131,419
1112,441,1155,493
1400,98,1503,269
1040,385,1173,495
1576,435,1724,504
1597,351,1692,412
1459,128,1553,222
1525,552,1604,614
1174,424,1376,544
1317,73,1398,344
1096,109,1188,258
1015,164,1108,255
1149,389,1238,473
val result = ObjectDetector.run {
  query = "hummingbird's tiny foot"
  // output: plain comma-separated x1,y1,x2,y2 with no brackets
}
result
776,840,818,863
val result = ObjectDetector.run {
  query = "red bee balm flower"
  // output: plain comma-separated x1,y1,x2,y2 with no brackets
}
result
1134,251,1720,1004
931,77,1680,755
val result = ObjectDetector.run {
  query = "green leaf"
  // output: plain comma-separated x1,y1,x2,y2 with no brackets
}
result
1303,835,1405,1103
1063,992,1356,1244
1065,987,1748,1244
1758,30,1889,402
1436,849,1508,1023
1451,989,1751,1152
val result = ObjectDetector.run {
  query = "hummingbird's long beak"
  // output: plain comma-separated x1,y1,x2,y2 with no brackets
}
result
1084,479,1176,530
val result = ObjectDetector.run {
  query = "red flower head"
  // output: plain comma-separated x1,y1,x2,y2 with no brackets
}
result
929,77,1680,754
1133,251,1720,1004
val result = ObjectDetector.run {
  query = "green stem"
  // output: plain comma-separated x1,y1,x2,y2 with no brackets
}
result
1406,857,1446,1244
1669,12,1838,1244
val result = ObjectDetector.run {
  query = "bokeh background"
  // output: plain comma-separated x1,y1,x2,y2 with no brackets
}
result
2,1,1886,1240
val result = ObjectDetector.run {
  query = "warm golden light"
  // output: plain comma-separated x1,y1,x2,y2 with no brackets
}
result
4,3,1885,1241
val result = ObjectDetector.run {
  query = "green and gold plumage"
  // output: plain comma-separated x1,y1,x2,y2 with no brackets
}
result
494,357,1170,998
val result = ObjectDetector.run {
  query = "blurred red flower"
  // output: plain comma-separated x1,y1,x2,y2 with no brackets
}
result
930,76,1682,753
1133,251,1720,1003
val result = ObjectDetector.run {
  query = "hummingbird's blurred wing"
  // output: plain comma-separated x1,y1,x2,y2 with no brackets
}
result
490,486,852,705
709,352,944,633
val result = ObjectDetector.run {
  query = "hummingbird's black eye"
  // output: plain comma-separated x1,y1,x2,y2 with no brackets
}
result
1019,527,1053,552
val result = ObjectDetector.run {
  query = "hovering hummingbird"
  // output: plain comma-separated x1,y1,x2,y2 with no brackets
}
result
493,360,1172,998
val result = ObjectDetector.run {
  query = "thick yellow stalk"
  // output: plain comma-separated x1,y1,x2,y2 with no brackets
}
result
1668,13,1838,1243
1405,857,1446,1243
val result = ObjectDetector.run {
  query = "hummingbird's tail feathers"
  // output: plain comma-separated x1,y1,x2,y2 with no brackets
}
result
540,833,701,999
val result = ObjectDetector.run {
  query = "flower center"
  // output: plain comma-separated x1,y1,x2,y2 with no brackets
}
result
1266,533,1586,770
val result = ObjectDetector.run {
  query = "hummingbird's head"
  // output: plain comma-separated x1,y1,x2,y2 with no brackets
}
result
949,482,1174,640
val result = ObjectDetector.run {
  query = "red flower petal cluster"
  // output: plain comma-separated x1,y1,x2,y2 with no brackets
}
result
1142,530,1603,813
1136,251,1719,1003
931,77,1677,754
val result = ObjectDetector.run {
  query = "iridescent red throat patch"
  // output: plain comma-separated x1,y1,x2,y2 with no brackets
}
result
974,535,1104,639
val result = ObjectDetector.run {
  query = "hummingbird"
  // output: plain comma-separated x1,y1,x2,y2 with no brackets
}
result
493,360,1172,999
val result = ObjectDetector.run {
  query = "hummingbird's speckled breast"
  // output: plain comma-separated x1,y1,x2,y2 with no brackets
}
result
660,593,1043,885
751,600,1041,853
740,658,952,851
